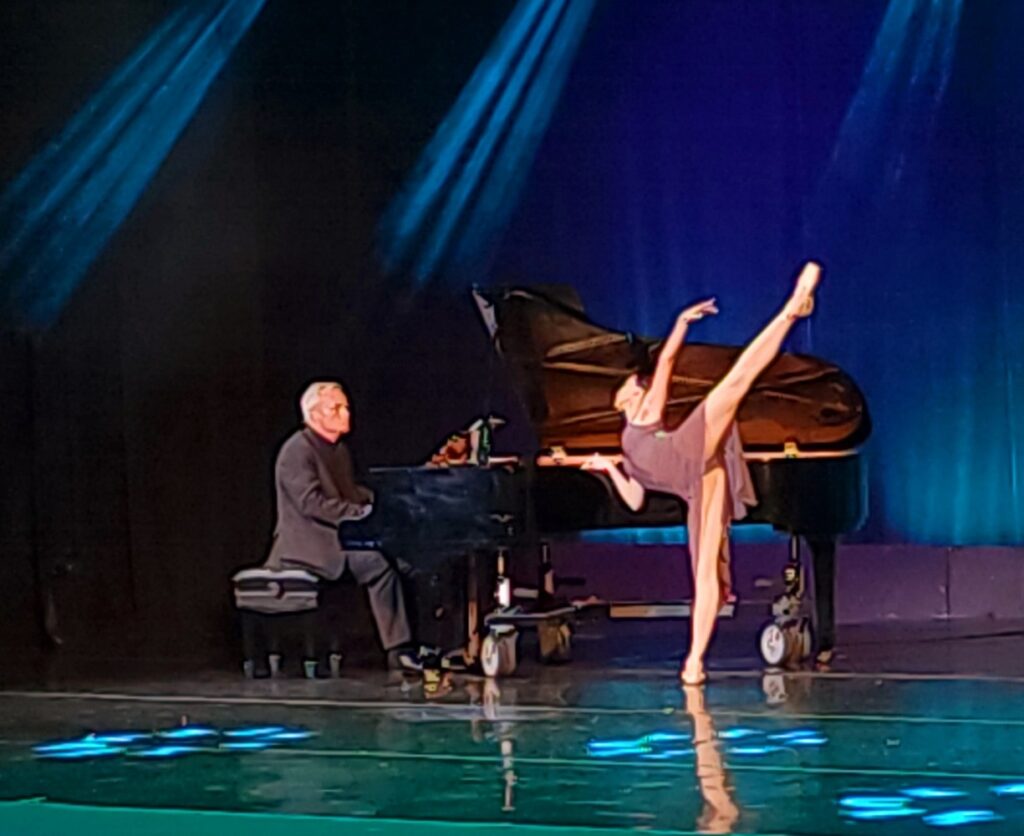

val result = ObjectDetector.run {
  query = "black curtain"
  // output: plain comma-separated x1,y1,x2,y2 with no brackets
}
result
0,0,520,661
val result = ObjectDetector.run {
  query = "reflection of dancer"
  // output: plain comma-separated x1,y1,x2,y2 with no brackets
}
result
684,684,740,834
583,263,821,684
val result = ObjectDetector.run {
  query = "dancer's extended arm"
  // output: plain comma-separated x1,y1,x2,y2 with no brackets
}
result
582,454,645,511
637,298,717,423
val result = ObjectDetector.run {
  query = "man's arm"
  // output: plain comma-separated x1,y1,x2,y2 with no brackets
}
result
278,445,370,526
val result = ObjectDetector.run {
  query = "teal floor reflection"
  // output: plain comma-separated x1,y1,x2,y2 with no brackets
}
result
2,669,1024,834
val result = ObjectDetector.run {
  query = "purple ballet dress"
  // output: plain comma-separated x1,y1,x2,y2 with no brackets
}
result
621,402,756,525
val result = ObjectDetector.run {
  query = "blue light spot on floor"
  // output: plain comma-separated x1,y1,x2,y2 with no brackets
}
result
223,726,286,738
719,728,760,740
768,729,821,741
728,745,784,756
131,746,201,758
266,730,315,741
87,732,150,744
922,809,1003,827
159,726,218,740
841,807,926,821
901,787,969,799
840,795,916,809
36,745,125,760
34,740,111,754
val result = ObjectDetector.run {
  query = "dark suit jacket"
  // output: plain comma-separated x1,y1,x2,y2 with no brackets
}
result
264,427,372,579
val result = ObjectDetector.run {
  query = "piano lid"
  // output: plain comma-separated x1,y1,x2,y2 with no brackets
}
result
473,285,871,453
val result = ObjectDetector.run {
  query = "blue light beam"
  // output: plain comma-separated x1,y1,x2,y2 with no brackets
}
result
379,0,596,284
813,0,963,214
0,0,267,329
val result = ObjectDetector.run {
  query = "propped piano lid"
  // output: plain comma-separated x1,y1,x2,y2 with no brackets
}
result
473,285,871,454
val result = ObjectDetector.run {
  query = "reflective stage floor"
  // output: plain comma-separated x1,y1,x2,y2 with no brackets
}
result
2,619,1024,835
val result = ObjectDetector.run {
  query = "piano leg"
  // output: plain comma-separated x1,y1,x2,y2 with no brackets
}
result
466,552,481,664
806,536,837,654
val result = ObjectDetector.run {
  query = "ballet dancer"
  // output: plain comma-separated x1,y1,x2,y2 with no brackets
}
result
582,262,821,685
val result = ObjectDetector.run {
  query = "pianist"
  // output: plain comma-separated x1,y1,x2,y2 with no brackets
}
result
264,381,417,669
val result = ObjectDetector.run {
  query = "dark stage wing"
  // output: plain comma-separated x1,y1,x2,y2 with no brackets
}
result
473,286,870,453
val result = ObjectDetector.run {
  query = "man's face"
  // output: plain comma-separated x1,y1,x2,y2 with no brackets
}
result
315,387,351,437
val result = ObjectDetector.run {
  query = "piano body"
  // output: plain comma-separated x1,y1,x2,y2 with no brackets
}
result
474,284,870,662
345,284,869,675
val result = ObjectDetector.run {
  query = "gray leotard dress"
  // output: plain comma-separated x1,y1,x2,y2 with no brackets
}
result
621,402,757,527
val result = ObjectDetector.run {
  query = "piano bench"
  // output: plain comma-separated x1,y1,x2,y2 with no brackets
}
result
232,568,346,679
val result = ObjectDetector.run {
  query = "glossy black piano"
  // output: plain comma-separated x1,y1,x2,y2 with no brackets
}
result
345,284,870,670
472,284,872,655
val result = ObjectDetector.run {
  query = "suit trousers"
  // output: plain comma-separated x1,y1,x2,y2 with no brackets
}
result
284,549,412,651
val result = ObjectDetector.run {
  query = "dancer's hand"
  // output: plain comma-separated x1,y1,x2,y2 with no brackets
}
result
679,298,718,324
581,453,614,474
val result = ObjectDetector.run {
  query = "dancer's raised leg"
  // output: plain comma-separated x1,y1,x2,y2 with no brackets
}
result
702,262,820,458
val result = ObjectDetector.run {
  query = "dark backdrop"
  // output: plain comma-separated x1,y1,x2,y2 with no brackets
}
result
1,1,1022,661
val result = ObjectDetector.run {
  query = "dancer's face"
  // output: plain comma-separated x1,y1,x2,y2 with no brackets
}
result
614,375,645,417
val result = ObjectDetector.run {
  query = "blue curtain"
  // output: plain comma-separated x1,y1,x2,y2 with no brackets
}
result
491,0,1024,545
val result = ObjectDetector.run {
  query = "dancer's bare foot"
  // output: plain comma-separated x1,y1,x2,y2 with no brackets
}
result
785,261,821,319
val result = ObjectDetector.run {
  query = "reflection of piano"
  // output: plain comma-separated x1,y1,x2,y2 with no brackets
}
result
473,285,872,654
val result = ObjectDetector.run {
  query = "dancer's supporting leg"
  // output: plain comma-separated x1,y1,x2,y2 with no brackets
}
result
682,262,820,684
683,465,729,684
718,535,733,602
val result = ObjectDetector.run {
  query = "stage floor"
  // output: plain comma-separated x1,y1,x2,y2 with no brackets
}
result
2,620,1024,835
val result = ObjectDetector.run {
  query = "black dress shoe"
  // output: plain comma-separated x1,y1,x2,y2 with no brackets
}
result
386,647,423,672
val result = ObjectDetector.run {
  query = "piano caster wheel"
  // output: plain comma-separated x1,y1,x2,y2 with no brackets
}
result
268,653,282,678
329,652,343,678
303,659,318,680
760,620,812,668
760,623,795,668
538,621,572,664
242,659,256,679
481,631,518,678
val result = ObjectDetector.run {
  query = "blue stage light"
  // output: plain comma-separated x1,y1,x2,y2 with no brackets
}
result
0,0,267,328
815,0,963,200
379,0,596,284
578,524,784,546
991,783,1024,797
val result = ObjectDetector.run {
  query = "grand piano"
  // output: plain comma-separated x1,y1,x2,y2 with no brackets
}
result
348,284,870,673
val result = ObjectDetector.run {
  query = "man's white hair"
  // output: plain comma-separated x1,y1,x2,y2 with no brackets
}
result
299,381,343,423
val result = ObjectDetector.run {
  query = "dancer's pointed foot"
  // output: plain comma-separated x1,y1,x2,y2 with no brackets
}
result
680,658,707,686
785,261,821,319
